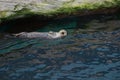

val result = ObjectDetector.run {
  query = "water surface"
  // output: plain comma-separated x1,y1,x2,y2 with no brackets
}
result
0,14,120,80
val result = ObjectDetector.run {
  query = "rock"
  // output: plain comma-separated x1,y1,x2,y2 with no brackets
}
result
0,0,120,22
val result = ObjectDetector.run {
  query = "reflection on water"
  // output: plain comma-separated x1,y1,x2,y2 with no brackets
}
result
0,14,120,80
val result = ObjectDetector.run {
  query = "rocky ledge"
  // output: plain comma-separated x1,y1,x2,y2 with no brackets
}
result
0,0,120,33
0,0,120,22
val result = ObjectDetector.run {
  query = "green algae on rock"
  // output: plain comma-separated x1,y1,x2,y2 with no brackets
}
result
0,0,120,22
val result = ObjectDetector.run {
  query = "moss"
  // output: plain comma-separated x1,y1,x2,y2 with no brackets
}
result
0,0,120,22
0,11,7,18
0,8,35,21
40,0,120,16
55,0,120,15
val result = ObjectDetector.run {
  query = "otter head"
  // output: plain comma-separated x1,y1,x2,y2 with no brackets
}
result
59,29,67,38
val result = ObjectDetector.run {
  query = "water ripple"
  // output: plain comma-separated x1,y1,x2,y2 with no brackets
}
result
0,30,120,80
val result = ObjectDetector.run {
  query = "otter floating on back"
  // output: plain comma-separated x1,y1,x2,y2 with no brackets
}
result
13,30,67,39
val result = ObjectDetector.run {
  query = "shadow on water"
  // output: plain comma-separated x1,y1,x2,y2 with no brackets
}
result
0,13,120,80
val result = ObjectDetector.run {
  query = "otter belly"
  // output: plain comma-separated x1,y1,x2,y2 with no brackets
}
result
15,32,54,39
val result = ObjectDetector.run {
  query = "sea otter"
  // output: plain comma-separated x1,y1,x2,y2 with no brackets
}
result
13,29,67,39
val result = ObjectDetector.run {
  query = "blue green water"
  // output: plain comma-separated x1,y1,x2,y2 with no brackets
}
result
0,14,120,80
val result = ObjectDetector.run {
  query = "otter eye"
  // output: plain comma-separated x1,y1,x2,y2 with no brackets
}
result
61,32,64,35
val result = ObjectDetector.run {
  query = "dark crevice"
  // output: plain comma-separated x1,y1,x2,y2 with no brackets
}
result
0,7,120,33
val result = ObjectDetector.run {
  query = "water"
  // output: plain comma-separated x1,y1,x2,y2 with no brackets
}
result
0,14,120,80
